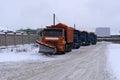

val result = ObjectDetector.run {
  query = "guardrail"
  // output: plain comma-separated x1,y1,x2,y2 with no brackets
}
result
97,36,120,42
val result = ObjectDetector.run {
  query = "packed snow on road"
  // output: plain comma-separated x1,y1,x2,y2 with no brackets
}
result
0,42,120,80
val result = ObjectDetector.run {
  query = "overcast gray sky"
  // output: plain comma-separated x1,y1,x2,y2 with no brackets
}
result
0,0,120,34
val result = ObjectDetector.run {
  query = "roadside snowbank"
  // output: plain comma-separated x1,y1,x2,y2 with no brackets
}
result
0,44,62,62
107,43,120,80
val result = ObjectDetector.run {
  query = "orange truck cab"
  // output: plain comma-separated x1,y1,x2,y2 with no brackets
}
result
36,23,74,54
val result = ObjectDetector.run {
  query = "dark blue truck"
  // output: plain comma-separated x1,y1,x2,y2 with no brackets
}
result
89,32,97,45
73,30,81,49
80,31,90,46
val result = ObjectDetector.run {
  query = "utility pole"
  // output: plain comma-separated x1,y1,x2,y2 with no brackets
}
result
74,24,76,29
53,13,55,25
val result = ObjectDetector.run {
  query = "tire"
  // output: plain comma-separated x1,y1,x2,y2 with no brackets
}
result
61,51,65,54
65,44,69,52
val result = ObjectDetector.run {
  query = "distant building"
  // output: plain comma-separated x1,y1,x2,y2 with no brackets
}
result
95,27,110,37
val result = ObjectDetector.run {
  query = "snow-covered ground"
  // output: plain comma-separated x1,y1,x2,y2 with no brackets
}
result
107,43,120,80
0,44,64,62
1,42,120,80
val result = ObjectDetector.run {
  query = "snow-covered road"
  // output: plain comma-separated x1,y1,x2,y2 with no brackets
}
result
0,42,120,80
107,43,120,80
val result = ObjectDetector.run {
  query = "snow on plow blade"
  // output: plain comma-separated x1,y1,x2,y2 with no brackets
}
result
36,40,56,54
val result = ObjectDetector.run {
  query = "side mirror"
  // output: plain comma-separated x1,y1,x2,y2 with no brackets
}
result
40,31,43,36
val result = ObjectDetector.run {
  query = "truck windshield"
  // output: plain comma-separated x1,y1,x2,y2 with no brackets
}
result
74,31,78,37
43,29,62,37
81,32,86,38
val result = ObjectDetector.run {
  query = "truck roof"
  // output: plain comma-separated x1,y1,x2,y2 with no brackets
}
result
47,23,74,30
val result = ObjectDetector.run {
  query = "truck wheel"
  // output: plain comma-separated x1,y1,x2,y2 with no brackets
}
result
76,46,80,49
69,48,72,52
61,51,65,54
65,44,69,52
61,45,66,54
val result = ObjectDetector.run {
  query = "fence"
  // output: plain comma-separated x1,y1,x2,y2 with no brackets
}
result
0,32,39,46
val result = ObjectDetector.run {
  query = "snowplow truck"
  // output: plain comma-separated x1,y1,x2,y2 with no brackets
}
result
73,30,81,49
36,23,74,54
89,32,97,45
80,31,90,46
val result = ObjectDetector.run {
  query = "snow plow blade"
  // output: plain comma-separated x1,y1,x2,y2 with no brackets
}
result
36,40,56,54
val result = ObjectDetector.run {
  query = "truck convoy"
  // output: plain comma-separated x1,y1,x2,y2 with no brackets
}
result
36,23,97,55
36,23,74,54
